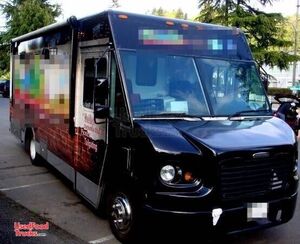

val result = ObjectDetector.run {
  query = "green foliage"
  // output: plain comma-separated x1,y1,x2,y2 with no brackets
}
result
198,1,275,16
0,39,9,74
151,7,188,19
174,8,187,19
151,7,166,16
0,70,10,79
196,0,299,70
285,15,300,53
0,0,61,74
267,87,293,96
1,0,61,39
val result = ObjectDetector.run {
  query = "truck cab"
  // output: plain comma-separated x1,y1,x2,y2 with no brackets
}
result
103,12,298,242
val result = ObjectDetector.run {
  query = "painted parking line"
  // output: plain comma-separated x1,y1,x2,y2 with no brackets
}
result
0,180,59,191
89,235,115,243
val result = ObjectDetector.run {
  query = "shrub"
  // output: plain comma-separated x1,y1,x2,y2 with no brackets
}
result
267,87,293,96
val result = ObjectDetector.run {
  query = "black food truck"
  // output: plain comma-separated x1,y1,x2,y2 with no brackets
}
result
10,10,298,242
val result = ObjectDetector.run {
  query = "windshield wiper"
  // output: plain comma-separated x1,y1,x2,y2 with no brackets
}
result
138,113,204,120
228,109,272,120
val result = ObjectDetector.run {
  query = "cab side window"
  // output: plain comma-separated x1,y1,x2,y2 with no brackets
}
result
83,57,107,109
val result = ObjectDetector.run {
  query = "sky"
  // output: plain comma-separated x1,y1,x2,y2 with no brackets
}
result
55,0,297,20
0,0,298,29
55,0,200,20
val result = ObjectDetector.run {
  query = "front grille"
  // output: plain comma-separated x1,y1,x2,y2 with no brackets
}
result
220,152,293,200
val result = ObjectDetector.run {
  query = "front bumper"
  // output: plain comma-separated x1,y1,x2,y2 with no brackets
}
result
144,192,298,234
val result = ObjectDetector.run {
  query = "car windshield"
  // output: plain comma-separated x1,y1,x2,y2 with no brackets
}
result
120,50,270,118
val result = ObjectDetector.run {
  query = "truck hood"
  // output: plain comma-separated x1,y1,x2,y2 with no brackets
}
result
134,117,295,155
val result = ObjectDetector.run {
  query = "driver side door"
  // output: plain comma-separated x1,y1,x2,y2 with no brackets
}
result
75,46,109,206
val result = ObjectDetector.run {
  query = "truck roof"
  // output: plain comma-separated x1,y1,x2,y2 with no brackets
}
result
107,10,235,31
12,10,252,61
12,10,237,43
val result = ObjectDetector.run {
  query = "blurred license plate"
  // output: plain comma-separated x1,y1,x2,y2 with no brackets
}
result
247,203,268,220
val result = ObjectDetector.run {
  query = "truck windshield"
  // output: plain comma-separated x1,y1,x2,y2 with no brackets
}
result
120,50,270,118
196,58,270,116
120,50,210,117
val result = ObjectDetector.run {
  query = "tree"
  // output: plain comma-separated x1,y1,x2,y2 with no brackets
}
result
110,0,120,8
196,0,298,70
151,7,188,19
198,0,275,26
151,7,166,17
0,0,61,75
1,0,61,39
174,8,184,19
286,15,300,54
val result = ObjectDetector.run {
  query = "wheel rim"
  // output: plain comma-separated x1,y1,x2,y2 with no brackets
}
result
111,194,132,233
30,139,36,160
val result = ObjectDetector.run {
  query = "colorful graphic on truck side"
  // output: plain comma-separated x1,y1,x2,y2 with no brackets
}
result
13,54,70,125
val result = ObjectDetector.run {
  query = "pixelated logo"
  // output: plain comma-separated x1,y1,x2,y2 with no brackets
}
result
139,29,184,45
13,54,70,126
247,203,268,220
14,222,49,237
138,28,237,53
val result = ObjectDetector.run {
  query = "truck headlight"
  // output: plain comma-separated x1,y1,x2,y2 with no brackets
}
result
159,164,201,187
160,165,176,183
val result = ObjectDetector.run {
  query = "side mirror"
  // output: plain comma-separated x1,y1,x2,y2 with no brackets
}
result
94,106,109,119
271,101,279,113
96,77,108,91
94,77,109,122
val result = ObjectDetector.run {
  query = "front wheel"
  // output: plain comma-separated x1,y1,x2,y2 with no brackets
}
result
108,190,142,243
25,135,42,166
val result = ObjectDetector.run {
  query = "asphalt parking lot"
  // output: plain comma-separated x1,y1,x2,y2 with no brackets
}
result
0,96,299,243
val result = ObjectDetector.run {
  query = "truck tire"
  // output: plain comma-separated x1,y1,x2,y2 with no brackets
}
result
25,134,42,166
108,189,142,243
